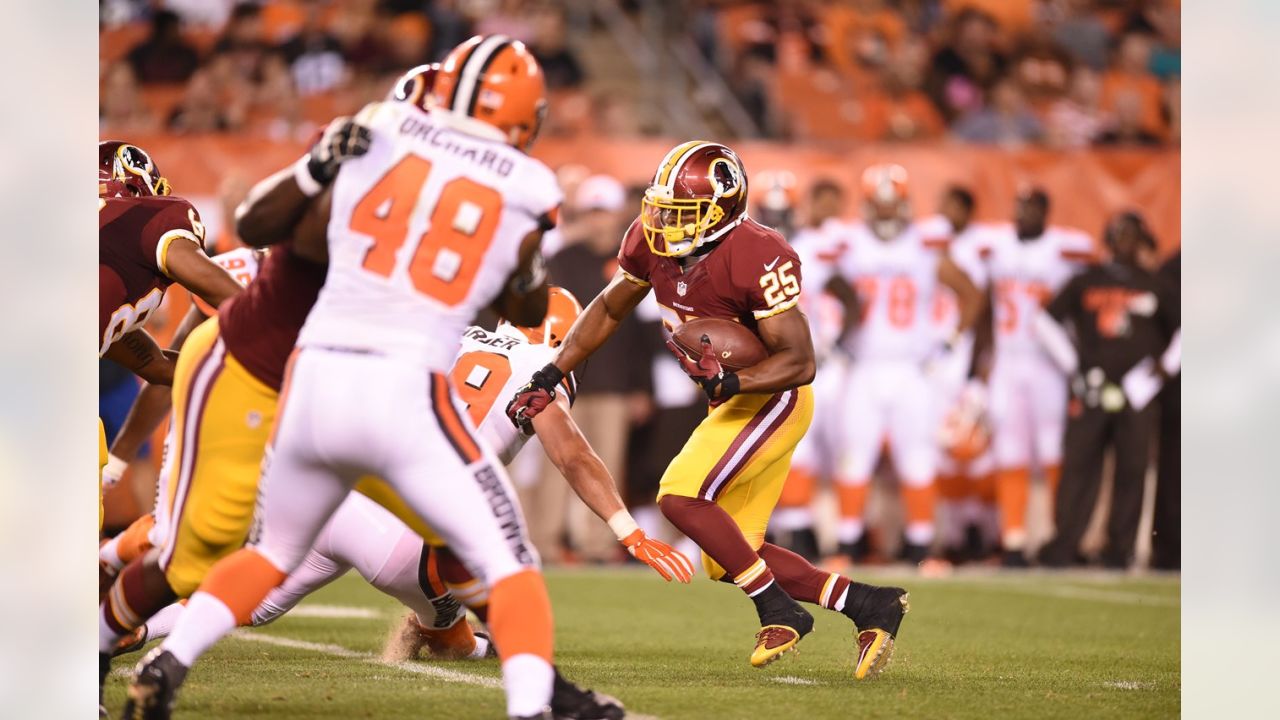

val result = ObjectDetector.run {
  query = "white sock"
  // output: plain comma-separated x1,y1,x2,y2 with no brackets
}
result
99,537,123,571
141,602,187,645
833,586,850,612
905,521,935,546
501,653,554,717
98,604,124,654
837,518,865,545
771,507,814,532
161,591,237,667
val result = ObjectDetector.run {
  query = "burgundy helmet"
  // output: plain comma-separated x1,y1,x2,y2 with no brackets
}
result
640,141,749,257
388,63,441,108
99,141,170,198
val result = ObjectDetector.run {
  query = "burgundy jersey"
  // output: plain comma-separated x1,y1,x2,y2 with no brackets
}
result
219,242,328,392
99,195,206,356
617,216,802,338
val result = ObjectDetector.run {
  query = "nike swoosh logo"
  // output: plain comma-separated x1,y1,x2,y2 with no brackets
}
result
764,256,780,271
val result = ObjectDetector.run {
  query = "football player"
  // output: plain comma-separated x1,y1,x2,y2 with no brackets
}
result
127,38,621,720
819,166,982,565
976,188,1096,566
98,142,243,530
508,142,909,680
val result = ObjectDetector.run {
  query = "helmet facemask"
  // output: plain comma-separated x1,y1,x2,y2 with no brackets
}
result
640,188,726,258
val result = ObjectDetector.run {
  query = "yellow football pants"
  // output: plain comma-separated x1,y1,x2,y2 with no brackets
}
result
99,418,108,532
657,386,813,580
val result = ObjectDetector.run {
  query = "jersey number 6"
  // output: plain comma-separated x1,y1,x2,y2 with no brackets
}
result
350,155,502,306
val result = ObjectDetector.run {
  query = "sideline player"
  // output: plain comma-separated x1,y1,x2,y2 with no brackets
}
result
978,188,1096,566
127,36,620,720
508,142,909,680
821,165,982,564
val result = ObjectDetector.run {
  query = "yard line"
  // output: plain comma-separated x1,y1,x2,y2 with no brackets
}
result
992,583,1179,608
769,676,819,686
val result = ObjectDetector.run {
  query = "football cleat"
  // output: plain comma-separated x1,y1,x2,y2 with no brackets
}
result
551,668,626,720
750,605,814,668
851,587,909,680
113,625,149,657
385,612,485,662
122,648,188,720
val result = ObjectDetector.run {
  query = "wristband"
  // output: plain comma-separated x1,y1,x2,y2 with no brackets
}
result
535,362,565,389
102,452,129,485
293,154,323,197
607,510,641,542
716,372,740,400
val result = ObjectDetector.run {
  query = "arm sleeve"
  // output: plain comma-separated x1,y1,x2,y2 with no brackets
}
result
616,218,652,286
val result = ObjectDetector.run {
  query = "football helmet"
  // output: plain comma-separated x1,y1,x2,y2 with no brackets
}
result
938,382,991,463
641,141,749,258
500,286,582,347
389,63,440,106
428,35,547,151
755,169,798,236
861,163,910,241
99,141,170,198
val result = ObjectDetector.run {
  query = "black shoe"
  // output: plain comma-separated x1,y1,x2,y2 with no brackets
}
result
846,586,909,680
122,648,188,720
1001,549,1030,568
551,668,625,719
778,527,820,561
839,535,870,563
900,540,930,565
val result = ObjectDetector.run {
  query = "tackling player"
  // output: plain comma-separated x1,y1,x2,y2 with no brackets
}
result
508,142,909,680
127,37,620,720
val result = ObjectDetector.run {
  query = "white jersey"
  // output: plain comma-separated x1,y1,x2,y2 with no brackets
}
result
982,224,1095,356
916,215,999,338
828,220,946,363
790,222,846,362
211,246,262,287
299,101,562,369
450,325,576,465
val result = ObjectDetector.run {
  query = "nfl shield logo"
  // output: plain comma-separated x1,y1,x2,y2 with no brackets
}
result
676,280,688,297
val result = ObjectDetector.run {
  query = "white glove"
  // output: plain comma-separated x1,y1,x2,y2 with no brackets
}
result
101,453,128,489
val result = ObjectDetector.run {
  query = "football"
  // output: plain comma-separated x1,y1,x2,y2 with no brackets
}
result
671,318,768,372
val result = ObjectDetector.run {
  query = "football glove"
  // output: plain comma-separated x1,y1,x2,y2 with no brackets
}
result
306,117,373,187
101,453,128,490
620,529,695,583
665,335,740,406
505,363,564,434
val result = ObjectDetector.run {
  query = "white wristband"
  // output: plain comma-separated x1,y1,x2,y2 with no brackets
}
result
292,155,323,197
102,453,128,488
606,510,640,541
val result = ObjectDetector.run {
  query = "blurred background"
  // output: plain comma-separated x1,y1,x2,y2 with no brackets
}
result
98,0,1180,572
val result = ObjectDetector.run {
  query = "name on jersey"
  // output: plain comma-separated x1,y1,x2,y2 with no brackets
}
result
463,326,520,350
399,116,515,178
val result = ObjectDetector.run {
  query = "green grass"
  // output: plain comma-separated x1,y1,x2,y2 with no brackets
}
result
105,568,1179,719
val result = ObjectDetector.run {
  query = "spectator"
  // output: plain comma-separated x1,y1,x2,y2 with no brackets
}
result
99,63,157,133
474,0,535,44
823,0,907,87
529,7,585,90
1008,30,1073,113
863,35,946,141
1036,212,1179,569
1094,90,1161,147
1099,32,1165,140
926,8,1007,121
1045,67,1103,149
126,9,200,85
279,5,349,95
425,0,474,62
952,78,1043,145
205,3,297,132
1051,0,1111,71
166,67,240,134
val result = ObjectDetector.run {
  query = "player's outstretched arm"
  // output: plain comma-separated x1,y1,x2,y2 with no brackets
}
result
736,307,817,395
103,305,208,486
165,241,243,312
104,329,177,386
533,395,693,583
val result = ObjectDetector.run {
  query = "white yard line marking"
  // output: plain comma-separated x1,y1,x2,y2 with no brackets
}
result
769,675,819,686
1104,680,1154,690
287,604,384,619
232,630,502,688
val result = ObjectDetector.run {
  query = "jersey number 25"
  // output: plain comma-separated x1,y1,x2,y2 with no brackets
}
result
350,155,502,306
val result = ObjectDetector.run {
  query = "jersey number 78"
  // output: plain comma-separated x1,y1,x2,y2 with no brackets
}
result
350,155,502,306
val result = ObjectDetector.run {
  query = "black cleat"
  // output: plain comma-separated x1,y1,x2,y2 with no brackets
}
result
900,540,930,565
847,586,909,680
838,535,870,564
778,527,821,562
1002,549,1031,568
122,648,188,720
551,667,626,719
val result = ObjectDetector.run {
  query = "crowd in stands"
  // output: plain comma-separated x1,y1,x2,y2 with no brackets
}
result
100,0,1179,146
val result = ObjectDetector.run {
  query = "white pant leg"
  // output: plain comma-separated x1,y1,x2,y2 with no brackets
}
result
792,356,845,478
252,549,348,626
1027,354,1068,469
836,362,888,485
149,423,177,548
886,365,937,487
321,493,457,628
989,354,1033,470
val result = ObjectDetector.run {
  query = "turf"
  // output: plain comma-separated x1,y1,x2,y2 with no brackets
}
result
104,567,1179,719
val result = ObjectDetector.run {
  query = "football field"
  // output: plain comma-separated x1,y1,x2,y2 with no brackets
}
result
104,567,1179,719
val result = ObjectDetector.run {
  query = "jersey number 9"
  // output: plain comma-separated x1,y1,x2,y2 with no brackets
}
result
350,155,502,306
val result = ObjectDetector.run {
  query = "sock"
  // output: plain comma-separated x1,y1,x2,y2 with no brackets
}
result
778,468,816,508
141,601,188,645
995,467,1031,550
197,548,289,625
758,542,851,610
658,495,764,587
501,653,554,717
901,483,937,546
731,558,777,597
835,483,869,543
99,536,123,571
488,569,553,663
161,591,237,667
99,558,177,653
